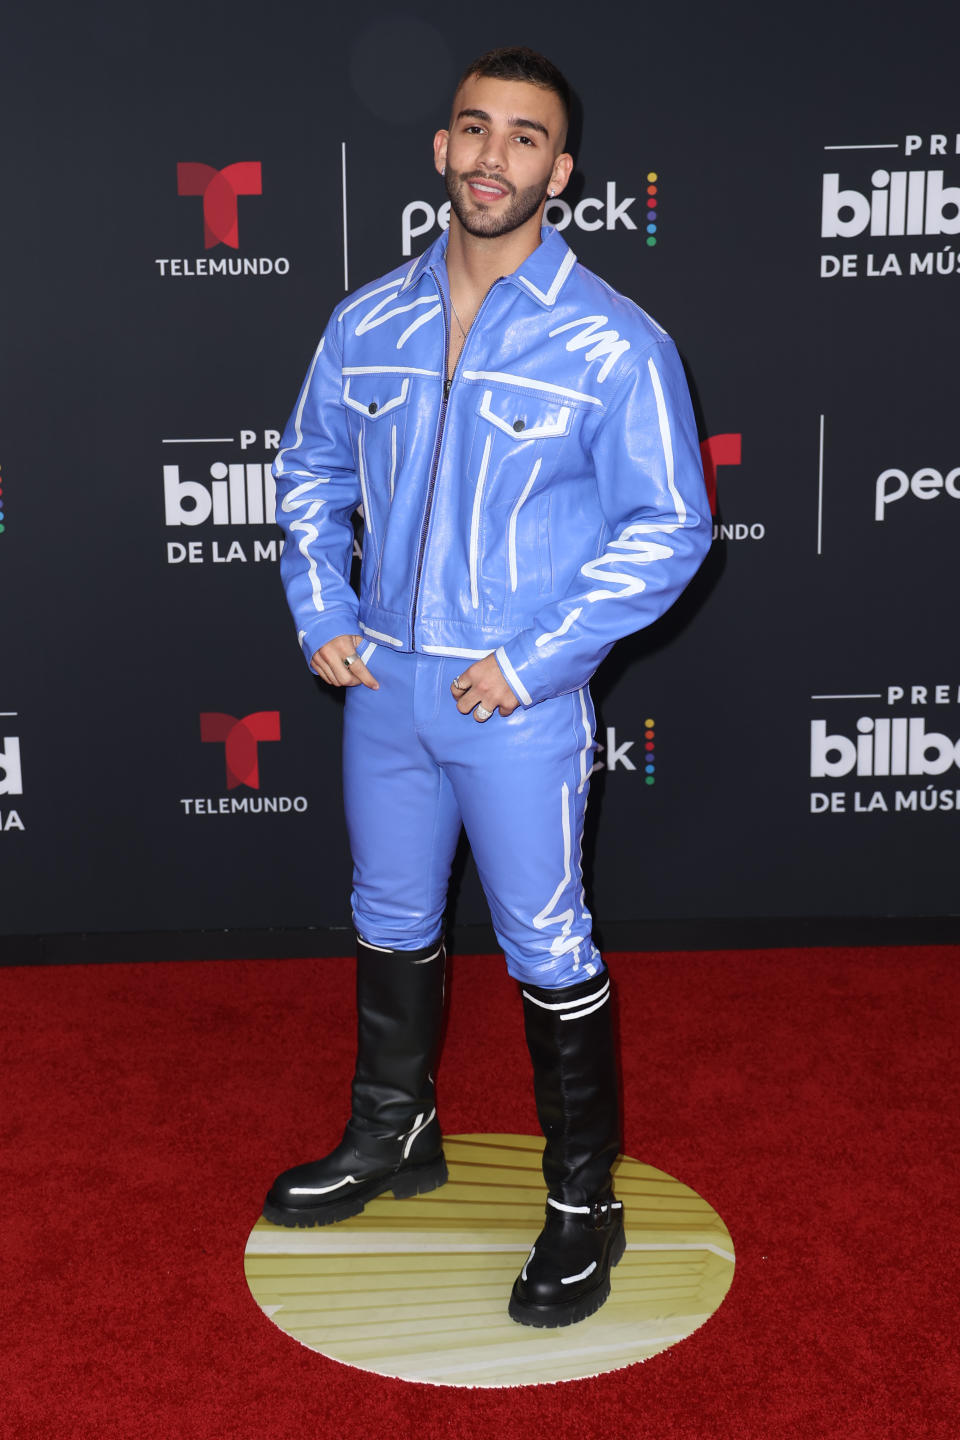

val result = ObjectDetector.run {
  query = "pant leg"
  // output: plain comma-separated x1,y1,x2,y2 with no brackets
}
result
421,657,603,987
342,645,463,950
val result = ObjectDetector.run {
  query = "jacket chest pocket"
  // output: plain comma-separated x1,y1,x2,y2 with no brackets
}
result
467,387,576,615
475,387,574,444
341,371,413,542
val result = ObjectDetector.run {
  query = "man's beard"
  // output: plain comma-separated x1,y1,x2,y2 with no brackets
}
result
445,168,550,239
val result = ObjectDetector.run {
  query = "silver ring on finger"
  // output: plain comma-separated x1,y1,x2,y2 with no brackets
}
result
475,704,493,720
342,653,359,669
452,675,469,691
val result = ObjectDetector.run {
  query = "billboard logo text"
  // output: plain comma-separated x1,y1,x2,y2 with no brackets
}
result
0,736,23,796
811,717,960,778
164,463,277,526
821,170,960,239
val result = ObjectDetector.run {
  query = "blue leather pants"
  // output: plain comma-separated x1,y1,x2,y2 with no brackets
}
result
342,646,603,988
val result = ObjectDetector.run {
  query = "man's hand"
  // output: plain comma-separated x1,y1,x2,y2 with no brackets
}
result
310,634,379,690
450,653,519,721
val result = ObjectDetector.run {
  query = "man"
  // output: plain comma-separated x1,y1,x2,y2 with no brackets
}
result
264,47,711,1329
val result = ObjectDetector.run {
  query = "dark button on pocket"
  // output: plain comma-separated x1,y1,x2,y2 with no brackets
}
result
368,402,378,414
513,419,525,432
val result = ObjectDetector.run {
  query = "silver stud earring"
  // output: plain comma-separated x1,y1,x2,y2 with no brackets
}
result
548,189,555,197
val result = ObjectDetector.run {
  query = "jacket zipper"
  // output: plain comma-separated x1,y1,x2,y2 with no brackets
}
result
409,270,500,647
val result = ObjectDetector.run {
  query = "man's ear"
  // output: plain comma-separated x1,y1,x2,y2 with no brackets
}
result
433,130,449,176
549,152,575,199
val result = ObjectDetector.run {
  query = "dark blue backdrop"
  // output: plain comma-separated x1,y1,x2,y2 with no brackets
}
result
3,0,959,951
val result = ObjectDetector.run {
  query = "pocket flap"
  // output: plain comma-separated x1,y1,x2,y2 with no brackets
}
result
342,373,411,420
477,388,573,441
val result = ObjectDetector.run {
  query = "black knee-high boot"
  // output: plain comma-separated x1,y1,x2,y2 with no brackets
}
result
509,967,625,1327
262,936,448,1227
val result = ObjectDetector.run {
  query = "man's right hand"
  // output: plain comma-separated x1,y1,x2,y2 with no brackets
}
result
310,634,379,690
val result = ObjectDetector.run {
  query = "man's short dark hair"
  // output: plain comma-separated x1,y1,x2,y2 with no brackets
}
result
457,47,572,132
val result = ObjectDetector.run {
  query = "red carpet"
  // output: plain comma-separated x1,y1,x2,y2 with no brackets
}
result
2,947,958,1438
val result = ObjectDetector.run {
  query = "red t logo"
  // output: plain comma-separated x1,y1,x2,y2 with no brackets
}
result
200,711,280,790
176,162,262,249
699,433,742,515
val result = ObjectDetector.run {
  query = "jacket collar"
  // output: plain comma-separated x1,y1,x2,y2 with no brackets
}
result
400,224,577,309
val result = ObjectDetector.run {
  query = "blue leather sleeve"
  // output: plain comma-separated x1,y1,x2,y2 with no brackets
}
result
496,337,711,706
273,318,363,667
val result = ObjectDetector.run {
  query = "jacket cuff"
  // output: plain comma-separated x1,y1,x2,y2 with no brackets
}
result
495,638,547,708
296,608,361,668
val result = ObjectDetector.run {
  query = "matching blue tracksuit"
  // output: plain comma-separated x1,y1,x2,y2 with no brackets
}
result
274,225,711,985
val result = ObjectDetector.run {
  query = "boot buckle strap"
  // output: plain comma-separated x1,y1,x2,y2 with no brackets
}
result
590,1199,612,1228
589,1198,622,1228
547,1196,622,1229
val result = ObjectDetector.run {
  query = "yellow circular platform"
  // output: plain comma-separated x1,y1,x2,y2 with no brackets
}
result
245,1133,735,1387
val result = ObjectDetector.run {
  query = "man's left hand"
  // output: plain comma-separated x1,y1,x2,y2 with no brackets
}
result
450,654,519,721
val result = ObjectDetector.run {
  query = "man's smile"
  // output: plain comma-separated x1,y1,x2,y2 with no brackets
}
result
464,174,511,201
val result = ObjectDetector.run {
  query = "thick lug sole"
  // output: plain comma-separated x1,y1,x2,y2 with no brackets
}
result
262,1153,448,1229
508,1225,627,1328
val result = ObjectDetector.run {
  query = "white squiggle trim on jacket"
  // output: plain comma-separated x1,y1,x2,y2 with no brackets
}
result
397,303,442,349
549,315,630,383
469,434,493,610
359,624,403,646
274,337,325,479
461,370,602,406
580,525,675,602
342,365,440,376
517,246,576,306
389,425,397,501
337,279,403,320
354,292,439,337
290,526,324,611
422,645,493,659
647,355,687,524
495,647,533,707
507,460,541,592
535,607,583,648
281,479,329,612
280,478,329,513
576,687,594,796
356,428,374,549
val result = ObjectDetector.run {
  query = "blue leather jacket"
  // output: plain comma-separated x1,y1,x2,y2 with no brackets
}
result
274,226,711,706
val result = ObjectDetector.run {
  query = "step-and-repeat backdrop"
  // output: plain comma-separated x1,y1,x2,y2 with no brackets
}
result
3,2,957,940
